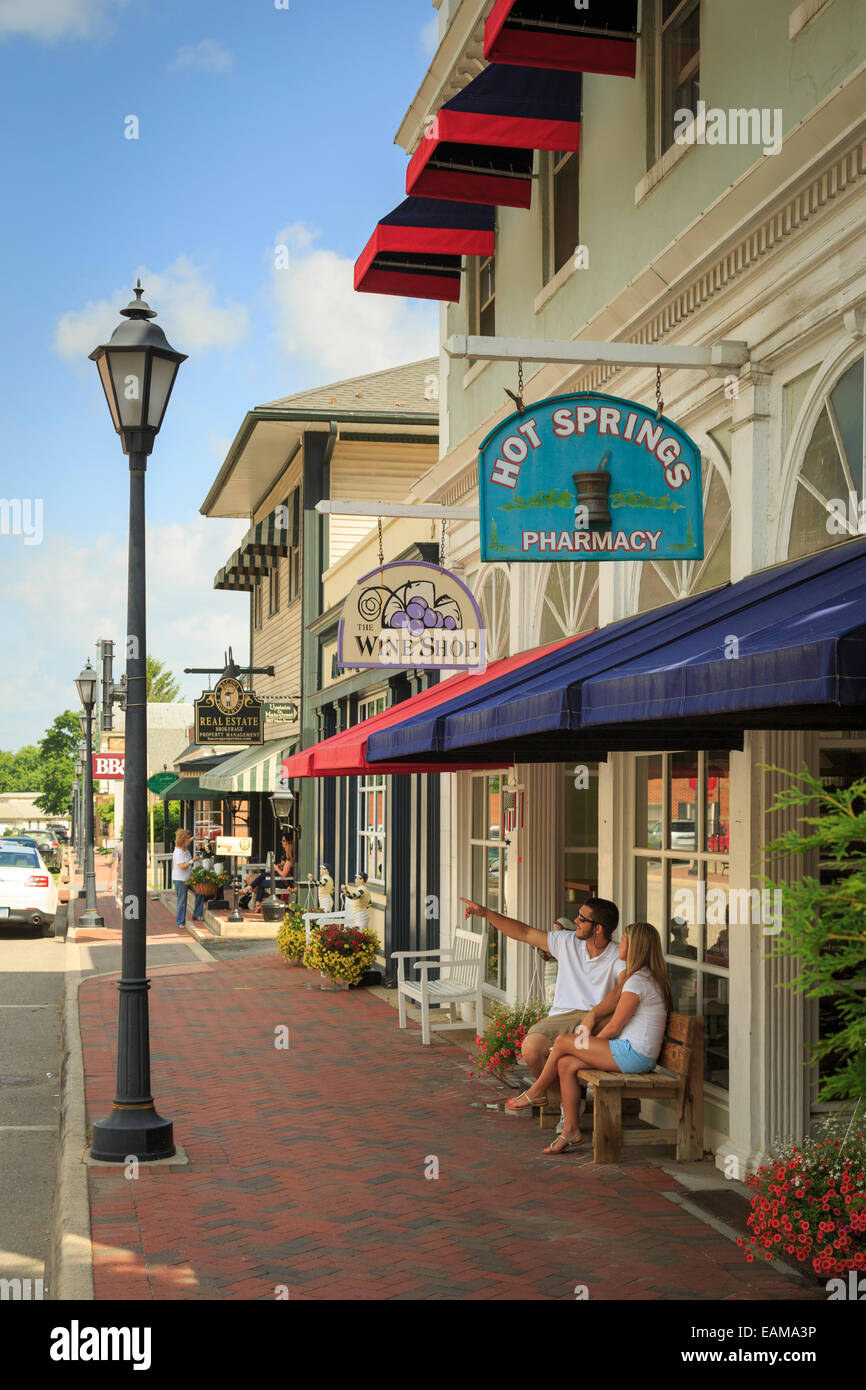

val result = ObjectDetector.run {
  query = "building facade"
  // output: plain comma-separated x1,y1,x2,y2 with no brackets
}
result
346,0,866,1170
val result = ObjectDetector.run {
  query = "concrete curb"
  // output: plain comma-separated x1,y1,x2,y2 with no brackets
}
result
49,938,95,1301
664,1189,812,1288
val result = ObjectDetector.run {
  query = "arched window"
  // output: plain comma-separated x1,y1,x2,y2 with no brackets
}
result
537,562,599,643
477,566,511,660
637,445,731,612
788,354,865,560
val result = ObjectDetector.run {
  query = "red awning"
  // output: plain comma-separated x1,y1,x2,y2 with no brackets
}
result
282,636,582,779
354,196,495,302
484,1,639,79
407,64,581,209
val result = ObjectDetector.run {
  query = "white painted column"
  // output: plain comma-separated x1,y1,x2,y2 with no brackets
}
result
512,761,563,1002
729,367,773,581
723,730,818,1175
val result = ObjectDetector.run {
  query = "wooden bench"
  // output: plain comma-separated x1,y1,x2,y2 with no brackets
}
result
577,1014,703,1164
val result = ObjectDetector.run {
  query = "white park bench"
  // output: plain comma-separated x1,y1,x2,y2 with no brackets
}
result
394,926,488,1045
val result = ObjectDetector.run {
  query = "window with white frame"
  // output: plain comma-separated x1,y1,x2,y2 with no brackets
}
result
468,771,508,993
787,353,866,560
547,149,580,280
633,750,731,1092
477,566,510,661
537,561,599,643
268,561,280,617
638,442,731,612
357,692,388,884
656,0,701,160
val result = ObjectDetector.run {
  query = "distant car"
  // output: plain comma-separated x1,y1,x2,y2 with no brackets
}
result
670,819,697,851
0,846,57,936
48,824,69,844
15,832,62,873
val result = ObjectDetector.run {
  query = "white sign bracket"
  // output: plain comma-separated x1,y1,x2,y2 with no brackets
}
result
446,335,750,378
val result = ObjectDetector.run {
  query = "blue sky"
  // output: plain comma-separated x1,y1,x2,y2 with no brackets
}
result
0,0,439,749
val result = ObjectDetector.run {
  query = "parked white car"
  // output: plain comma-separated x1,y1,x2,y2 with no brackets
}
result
0,845,58,936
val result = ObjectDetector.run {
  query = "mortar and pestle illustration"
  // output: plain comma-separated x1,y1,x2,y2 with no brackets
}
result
573,449,613,533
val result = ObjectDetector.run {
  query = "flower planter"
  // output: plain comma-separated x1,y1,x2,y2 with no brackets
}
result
319,971,350,991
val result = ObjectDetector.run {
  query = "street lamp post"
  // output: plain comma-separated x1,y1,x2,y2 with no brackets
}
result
88,282,186,1163
74,750,85,876
75,669,104,929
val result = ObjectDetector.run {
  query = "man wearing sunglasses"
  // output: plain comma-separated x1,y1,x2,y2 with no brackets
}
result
460,894,621,1119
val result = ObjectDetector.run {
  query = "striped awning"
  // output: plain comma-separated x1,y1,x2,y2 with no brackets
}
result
241,509,290,559
214,564,255,592
199,738,295,794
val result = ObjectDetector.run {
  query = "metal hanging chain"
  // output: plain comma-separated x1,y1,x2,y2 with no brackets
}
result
439,519,447,568
655,365,664,421
505,358,525,414
377,514,384,568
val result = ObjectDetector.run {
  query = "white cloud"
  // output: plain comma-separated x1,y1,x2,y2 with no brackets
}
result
271,224,438,383
420,16,438,58
0,513,249,748
53,257,250,361
170,38,233,73
0,0,125,41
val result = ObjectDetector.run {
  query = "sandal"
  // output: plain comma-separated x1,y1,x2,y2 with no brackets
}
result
505,1090,545,1112
543,1132,584,1155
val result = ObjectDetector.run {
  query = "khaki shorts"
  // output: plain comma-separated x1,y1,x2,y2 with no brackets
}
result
526,1008,588,1042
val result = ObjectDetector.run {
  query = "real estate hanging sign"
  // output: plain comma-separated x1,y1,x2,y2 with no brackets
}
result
478,391,704,562
337,561,486,671
195,674,263,745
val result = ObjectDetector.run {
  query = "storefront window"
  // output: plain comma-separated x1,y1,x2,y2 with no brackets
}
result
469,771,507,992
789,355,866,559
813,743,866,1103
562,764,598,917
357,774,385,885
538,562,599,644
633,749,731,1092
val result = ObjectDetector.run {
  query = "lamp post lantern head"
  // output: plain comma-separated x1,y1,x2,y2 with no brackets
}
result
89,281,187,457
269,789,294,825
75,659,98,710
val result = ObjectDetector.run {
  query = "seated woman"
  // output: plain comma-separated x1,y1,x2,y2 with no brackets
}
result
240,832,294,911
506,921,672,1155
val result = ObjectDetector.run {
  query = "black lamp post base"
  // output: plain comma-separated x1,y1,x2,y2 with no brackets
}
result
90,1106,175,1163
261,894,284,923
78,909,105,929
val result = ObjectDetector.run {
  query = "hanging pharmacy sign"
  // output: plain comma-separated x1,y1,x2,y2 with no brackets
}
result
337,560,486,671
478,391,703,562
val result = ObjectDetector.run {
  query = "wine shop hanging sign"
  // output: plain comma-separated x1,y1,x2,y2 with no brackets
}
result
337,561,486,671
478,391,704,562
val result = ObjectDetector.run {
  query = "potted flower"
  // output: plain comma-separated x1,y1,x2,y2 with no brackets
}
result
739,1115,866,1282
303,922,378,990
189,866,230,900
276,904,308,967
472,998,550,1081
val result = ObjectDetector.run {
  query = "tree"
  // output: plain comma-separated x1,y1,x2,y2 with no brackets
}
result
147,656,181,703
0,744,44,792
764,767,866,1103
34,711,79,816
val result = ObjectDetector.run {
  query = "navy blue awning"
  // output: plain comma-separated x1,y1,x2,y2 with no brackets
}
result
365,538,866,765
583,540,866,724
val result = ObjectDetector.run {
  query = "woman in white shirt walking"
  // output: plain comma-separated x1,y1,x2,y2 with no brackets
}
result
172,828,203,927
512,921,672,1155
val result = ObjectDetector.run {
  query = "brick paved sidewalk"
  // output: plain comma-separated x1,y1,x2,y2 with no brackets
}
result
79,948,818,1302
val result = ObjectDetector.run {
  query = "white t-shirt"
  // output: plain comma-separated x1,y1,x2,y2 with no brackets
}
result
172,847,192,882
617,968,667,1060
546,933,622,1015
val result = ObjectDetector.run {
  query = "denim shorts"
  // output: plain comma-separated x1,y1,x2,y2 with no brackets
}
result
609,1038,655,1074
